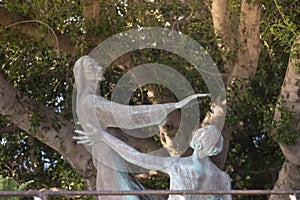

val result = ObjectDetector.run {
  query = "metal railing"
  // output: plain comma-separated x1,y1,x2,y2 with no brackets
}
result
0,190,299,200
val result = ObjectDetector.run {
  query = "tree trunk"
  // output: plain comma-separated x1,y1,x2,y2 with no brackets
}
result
205,0,262,169
159,0,262,170
211,0,235,76
269,35,300,200
0,72,97,189
227,0,262,84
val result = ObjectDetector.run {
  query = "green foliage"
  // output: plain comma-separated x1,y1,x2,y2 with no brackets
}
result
0,118,89,197
271,106,300,145
0,0,299,199
226,79,284,195
138,172,170,190
0,175,33,200
262,0,300,53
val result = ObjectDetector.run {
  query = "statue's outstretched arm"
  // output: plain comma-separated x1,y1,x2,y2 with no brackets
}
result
92,93,209,129
74,126,174,171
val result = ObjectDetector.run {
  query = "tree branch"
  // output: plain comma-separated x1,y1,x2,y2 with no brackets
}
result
0,7,75,54
269,34,300,200
207,0,262,169
0,71,96,189
211,0,235,76
227,0,262,84
273,34,300,165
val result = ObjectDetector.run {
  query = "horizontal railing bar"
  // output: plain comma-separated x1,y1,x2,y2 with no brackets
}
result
0,190,299,197
0,190,41,197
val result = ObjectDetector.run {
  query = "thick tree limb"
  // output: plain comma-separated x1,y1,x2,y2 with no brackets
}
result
211,0,262,83
269,35,300,200
270,161,300,200
211,0,235,76
273,34,300,165
0,71,96,189
0,7,75,54
227,1,262,84
206,0,262,169
211,0,262,84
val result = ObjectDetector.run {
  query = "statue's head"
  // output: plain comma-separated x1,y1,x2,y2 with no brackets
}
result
73,55,104,82
190,125,223,157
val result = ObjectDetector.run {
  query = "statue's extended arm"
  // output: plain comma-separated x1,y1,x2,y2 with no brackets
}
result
92,93,209,130
74,127,174,171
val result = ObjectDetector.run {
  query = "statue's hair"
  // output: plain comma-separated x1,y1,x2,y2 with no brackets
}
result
190,125,223,156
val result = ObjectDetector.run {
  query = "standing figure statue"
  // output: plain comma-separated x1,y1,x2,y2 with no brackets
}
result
74,125,232,200
74,55,209,131
73,55,210,199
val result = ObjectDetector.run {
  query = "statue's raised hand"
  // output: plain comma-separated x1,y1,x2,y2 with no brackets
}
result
73,124,103,146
